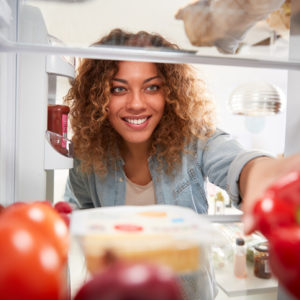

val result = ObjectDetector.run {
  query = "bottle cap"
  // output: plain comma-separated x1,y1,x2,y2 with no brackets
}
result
236,237,245,246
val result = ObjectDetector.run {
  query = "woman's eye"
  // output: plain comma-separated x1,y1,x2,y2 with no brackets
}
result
110,86,126,94
146,85,160,92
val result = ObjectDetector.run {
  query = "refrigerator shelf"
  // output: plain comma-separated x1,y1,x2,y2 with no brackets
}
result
1,33,300,71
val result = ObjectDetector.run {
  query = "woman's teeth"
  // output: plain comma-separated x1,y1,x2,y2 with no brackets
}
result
125,118,147,125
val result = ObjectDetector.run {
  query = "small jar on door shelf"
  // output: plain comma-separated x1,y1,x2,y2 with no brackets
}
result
253,242,272,279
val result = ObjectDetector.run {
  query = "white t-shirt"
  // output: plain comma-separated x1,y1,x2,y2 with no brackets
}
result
125,176,156,205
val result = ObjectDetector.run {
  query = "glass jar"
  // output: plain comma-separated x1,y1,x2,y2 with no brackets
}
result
47,105,70,155
253,242,271,279
47,104,70,137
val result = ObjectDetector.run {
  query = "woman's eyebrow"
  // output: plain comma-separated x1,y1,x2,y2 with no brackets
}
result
112,78,127,84
144,76,160,83
112,75,160,84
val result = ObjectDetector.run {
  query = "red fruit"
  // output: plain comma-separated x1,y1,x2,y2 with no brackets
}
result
54,201,73,214
0,202,69,263
268,226,300,300
0,204,4,214
74,262,184,300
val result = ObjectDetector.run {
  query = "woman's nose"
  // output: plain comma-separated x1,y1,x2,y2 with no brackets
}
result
126,90,146,112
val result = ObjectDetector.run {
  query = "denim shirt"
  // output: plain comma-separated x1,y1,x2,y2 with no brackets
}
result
65,128,268,211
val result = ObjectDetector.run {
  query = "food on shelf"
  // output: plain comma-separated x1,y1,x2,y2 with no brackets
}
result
83,234,200,274
74,261,184,300
253,242,272,279
214,191,225,214
266,0,291,37
0,201,70,300
233,238,247,278
71,205,225,300
54,201,73,226
175,0,285,54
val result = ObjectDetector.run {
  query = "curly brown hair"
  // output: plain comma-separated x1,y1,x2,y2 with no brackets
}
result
65,28,216,176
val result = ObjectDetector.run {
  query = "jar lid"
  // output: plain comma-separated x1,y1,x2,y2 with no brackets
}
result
254,242,269,252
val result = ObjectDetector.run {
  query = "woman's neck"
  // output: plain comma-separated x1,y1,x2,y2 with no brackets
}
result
121,141,152,185
122,141,150,163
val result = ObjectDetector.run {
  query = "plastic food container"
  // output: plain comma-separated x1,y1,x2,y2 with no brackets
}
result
70,205,225,300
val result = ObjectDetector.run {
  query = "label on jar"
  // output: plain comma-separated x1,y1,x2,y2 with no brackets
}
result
62,114,68,148
264,259,271,274
62,114,68,137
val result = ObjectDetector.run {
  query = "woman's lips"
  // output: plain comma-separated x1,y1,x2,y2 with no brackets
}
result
122,116,151,130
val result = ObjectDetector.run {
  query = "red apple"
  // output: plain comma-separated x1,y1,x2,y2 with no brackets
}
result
74,262,184,300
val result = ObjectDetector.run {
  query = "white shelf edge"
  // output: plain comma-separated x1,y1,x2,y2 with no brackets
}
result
215,262,278,297
205,214,242,223
1,33,300,70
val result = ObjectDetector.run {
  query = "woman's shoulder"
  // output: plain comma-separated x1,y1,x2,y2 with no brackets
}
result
186,128,228,148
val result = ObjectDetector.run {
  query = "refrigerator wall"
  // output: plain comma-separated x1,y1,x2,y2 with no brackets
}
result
0,0,18,205
0,1,74,204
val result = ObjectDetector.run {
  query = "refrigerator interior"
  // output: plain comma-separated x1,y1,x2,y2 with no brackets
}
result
1,0,300,299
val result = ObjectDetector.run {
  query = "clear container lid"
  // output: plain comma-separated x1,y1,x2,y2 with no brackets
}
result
70,205,227,274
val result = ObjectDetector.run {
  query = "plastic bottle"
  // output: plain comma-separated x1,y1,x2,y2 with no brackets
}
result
214,191,225,214
233,237,247,278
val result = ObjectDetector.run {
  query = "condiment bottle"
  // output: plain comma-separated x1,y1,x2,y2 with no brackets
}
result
214,191,225,215
233,237,247,278
254,242,271,279
47,105,70,137
47,105,70,155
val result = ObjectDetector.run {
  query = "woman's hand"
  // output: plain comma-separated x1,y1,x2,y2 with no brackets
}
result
239,153,300,234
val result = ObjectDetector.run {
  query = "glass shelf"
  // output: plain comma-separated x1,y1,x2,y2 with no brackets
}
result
1,34,300,70
1,0,299,69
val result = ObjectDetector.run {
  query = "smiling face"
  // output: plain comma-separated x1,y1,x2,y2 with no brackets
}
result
108,61,165,148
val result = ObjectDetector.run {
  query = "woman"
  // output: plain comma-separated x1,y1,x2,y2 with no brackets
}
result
64,28,300,299
65,28,269,210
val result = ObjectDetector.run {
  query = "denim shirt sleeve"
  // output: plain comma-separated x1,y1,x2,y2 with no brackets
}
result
201,129,272,207
64,159,94,209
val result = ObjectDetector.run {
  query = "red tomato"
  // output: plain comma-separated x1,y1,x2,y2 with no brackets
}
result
0,202,69,300
2,202,69,262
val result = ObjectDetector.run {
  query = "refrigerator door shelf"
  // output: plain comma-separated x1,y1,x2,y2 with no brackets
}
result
44,131,73,170
46,54,75,79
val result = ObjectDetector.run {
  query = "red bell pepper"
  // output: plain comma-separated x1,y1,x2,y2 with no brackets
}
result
251,171,300,299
